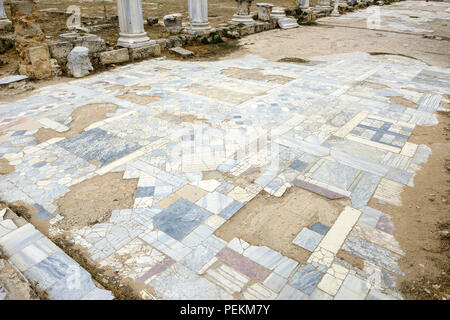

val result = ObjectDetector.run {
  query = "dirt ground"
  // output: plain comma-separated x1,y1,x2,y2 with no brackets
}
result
216,187,350,263
34,102,118,144
56,172,138,230
368,110,450,300
224,25,450,68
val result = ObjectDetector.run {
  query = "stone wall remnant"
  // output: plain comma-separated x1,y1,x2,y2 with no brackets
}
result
10,0,52,79
0,0,12,30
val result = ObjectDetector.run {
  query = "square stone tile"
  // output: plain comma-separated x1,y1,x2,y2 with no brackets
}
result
219,201,244,220
292,228,324,252
290,159,308,172
180,245,215,273
57,128,141,166
153,199,211,241
290,263,326,295
176,184,208,203
310,222,330,235
334,274,370,300
195,191,234,215
312,160,360,190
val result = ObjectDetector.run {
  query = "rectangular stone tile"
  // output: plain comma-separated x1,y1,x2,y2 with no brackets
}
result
342,236,403,275
347,134,401,153
292,179,347,199
219,200,244,220
149,263,232,300
81,287,115,300
195,191,234,215
334,274,370,300
137,256,176,283
367,288,400,300
46,267,95,300
243,283,278,300
23,251,81,292
264,272,288,293
273,257,298,278
204,263,249,295
289,263,326,295
180,245,215,273
57,128,141,166
349,171,382,209
312,160,360,190
376,214,395,235
216,247,271,282
0,220,18,238
351,223,403,255
243,245,284,270
309,288,333,300
0,223,43,256
385,167,411,185
277,284,308,300
373,178,404,206
400,142,418,157
334,111,368,138
331,149,389,177
359,206,383,227
316,206,361,254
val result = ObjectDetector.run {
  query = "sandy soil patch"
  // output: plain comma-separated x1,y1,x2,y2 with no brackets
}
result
216,187,350,263
34,103,118,144
0,158,14,175
55,172,138,230
365,110,450,300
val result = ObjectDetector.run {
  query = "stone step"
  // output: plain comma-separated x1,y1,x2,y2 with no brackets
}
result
170,47,195,58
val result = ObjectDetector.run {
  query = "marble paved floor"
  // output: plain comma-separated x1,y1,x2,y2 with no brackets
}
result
0,50,449,300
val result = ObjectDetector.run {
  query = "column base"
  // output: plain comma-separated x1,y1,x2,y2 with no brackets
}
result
228,14,256,26
186,22,211,35
117,32,152,48
0,19,12,31
330,10,340,16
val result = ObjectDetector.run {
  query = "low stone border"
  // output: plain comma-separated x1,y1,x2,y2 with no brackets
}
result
0,207,114,300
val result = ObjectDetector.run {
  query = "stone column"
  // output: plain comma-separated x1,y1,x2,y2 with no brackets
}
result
0,0,12,30
317,0,332,8
117,0,151,48
187,0,211,35
331,0,340,16
298,0,310,9
256,3,273,21
229,0,255,26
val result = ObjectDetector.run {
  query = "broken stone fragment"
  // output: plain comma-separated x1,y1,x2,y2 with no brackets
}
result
164,13,183,34
99,48,130,65
66,46,93,78
48,41,74,63
50,58,61,77
129,43,161,61
147,17,159,26
170,47,194,58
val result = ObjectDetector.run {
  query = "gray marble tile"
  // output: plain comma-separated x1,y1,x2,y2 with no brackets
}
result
292,228,323,252
180,245,215,272
154,199,211,241
290,263,326,295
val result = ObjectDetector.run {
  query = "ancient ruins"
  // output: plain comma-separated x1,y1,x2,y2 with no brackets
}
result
0,0,449,304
